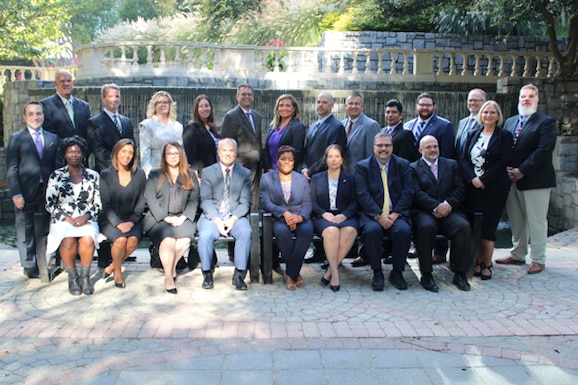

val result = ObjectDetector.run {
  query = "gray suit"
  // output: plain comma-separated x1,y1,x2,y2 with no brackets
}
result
342,113,380,173
455,115,481,155
198,162,252,271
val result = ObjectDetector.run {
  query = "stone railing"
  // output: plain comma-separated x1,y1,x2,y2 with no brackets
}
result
74,41,559,85
1,66,76,85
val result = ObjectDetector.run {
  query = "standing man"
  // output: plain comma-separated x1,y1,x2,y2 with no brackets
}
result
341,92,380,173
87,84,134,173
496,84,556,275
356,132,413,291
7,102,60,278
40,69,92,142
404,92,455,160
455,89,486,155
381,99,417,162
221,84,262,211
302,92,347,178
410,135,472,292
197,139,253,290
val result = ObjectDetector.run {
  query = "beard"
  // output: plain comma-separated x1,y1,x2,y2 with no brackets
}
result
518,104,537,117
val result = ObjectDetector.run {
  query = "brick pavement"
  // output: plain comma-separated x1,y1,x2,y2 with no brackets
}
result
1,231,578,384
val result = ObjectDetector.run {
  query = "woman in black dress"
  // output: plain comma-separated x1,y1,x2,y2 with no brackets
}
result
460,101,513,280
143,142,199,294
98,139,146,288
183,94,220,179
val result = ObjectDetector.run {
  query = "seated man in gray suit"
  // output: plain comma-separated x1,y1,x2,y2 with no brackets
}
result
198,138,253,290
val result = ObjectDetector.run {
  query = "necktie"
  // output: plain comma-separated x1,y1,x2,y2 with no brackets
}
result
222,168,231,218
34,132,43,159
415,121,426,141
308,121,320,138
513,119,524,147
246,112,255,133
430,163,438,180
460,117,476,147
381,165,390,216
66,100,75,125
113,114,123,134
346,119,353,137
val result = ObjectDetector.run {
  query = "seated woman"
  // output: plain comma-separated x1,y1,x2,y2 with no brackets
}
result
260,145,313,291
45,136,101,296
143,142,199,294
98,139,146,289
310,145,358,292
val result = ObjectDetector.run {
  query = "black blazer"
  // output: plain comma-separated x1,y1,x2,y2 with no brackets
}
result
302,114,347,176
410,157,464,214
310,170,357,219
182,122,218,173
143,169,200,232
388,122,418,162
99,167,146,227
263,118,306,171
7,128,60,202
87,111,135,172
460,126,513,196
40,94,92,140
504,112,557,190
221,105,263,170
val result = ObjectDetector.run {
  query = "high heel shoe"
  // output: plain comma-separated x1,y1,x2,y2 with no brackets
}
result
480,263,493,280
320,276,330,286
473,262,483,277
330,285,340,292
166,288,177,294
115,282,126,289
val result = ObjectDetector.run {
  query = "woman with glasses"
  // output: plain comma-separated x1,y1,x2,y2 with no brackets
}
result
139,91,183,176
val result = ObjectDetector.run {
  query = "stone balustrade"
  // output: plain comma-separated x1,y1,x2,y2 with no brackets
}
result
1,66,75,85
74,42,559,85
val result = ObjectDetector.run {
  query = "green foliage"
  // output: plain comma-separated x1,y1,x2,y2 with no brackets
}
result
118,0,159,21
69,0,120,44
432,9,540,36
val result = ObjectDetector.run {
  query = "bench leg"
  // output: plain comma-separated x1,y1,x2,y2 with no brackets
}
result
261,213,273,284
249,212,260,283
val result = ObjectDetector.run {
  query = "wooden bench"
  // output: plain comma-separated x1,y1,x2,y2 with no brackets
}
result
260,211,483,284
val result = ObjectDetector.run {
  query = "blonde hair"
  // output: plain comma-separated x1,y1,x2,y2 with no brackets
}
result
477,100,504,127
146,90,177,121
270,94,301,128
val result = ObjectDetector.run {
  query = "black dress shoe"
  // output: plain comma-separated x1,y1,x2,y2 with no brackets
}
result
330,285,340,292
389,270,408,290
420,273,439,293
372,270,385,291
351,256,368,267
23,267,40,279
453,273,471,291
202,271,214,289
166,288,177,294
320,259,329,270
234,269,248,291
382,255,393,265
115,282,126,289
320,276,330,286
304,248,326,264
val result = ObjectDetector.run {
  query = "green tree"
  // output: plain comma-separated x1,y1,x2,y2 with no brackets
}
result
69,0,120,44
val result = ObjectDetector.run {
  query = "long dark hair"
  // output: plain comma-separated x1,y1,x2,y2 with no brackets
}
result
190,94,219,138
111,138,137,172
159,142,194,190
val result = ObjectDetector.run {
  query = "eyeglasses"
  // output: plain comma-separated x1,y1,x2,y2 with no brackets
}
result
166,152,180,157
374,143,393,148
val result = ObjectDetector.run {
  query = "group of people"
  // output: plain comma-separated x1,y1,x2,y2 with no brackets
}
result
7,69,556,297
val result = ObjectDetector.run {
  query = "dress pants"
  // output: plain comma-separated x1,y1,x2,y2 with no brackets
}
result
506,183,551,264
197,216,252,271
412,211,471,274
14,191,48,269
273,218,313,280
360,217,411,272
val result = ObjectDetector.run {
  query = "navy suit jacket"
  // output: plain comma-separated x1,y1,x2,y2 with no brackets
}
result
355,154,413,226
310,170,357,219
260,171,312,220
200,162,252,220
504,112,556,190
263,118,306,171
460,126,513,196
302,114,347,175
410,157,464,214
404,114,455,159
87,111,135,172
143,169,200,232
221,106,262,170
7,128,60,202
40,94,92,140
341,113,380,173
384,122,418,162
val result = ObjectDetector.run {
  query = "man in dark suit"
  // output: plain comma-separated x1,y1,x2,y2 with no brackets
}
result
496,84,556,275
198,138,253,290
404,92,455,160
455,88,486,155
355,132,413,291
40,69,92,142
302,92,347,178
87,83,134,173
221,84,262,211
382,99,417,162
7,102,60,278
410,135,471,292
341,92,380,173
